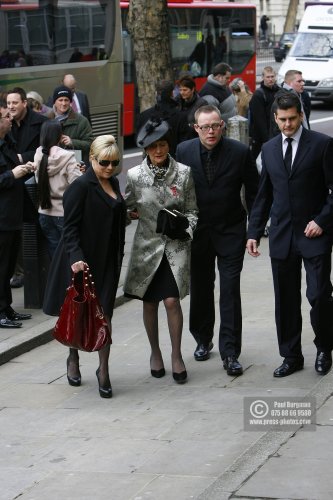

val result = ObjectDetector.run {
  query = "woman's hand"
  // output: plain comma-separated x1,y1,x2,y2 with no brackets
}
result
71,260,86,273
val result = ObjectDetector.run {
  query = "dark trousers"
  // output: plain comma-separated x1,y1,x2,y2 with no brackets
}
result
271,251,333,360
0,230,21,314
190,233,244,359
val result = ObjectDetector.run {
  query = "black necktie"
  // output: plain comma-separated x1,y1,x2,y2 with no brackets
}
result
204,151,215,184
284,137,293,173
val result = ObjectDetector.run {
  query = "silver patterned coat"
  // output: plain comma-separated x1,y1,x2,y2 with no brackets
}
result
124,155,198,299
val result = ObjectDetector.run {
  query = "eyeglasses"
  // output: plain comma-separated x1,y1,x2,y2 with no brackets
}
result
96,158,120,167
195,123,222,132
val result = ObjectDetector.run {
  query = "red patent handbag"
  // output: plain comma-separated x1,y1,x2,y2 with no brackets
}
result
53,264,111,352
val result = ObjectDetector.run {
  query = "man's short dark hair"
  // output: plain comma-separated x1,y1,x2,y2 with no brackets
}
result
178,75,196,90
6,87,27,101
274,92,302,114
194,104,221,123
212,62,232,77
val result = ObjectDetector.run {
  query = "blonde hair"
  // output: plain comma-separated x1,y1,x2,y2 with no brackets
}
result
90,135,121,174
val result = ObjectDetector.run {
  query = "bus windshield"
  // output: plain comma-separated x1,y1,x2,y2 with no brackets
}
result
290,32,333,58
0,0,115,66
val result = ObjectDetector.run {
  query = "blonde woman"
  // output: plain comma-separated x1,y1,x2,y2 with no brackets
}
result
43,135,127,398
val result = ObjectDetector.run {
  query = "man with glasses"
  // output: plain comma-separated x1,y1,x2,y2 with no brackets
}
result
176,105,258,375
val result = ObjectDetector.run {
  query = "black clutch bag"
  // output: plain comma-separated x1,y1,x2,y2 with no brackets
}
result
156,208,190,240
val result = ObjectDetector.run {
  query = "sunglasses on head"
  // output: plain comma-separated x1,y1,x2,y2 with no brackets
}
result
96,158,120,167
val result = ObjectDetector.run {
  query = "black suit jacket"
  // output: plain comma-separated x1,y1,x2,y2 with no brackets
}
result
248,128,333,259
75,90,91,124
10,108,48,162
176,136,259,254
0,135,36,230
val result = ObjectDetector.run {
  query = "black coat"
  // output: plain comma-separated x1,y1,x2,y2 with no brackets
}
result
75,90,91,124
10,108,48,162
177,93,208,142
248,129,333,259
43,167,127,316
0,135,36,230
249,82,280,143
176,137,259,255
199,79,231,103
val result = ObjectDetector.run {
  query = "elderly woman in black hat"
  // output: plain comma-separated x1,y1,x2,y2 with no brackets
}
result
124,118,198,384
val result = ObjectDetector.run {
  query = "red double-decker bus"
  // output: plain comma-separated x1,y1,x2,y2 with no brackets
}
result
121,0,256,136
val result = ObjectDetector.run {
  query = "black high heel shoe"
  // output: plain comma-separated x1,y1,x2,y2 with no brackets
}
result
96,368,112,398
66,357,81,387
173,370,187,384
151,367,166,378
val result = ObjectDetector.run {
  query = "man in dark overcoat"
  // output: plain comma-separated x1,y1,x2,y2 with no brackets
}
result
0,101,35,327
176,104,259,375
6,87,48,288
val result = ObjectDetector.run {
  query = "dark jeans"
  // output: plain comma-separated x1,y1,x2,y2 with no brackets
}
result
39,214,64,258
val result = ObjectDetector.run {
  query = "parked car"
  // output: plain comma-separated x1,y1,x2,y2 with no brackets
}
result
273,32,297,62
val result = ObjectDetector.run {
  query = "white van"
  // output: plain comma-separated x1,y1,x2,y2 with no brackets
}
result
278,5,333,102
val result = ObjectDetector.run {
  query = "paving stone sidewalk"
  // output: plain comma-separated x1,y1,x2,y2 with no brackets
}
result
1,232,333,500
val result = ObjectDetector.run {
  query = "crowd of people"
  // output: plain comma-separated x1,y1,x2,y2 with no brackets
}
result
1,60,333,400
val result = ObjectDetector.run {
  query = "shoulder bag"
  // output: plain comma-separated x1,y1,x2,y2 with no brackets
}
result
53,264,111,351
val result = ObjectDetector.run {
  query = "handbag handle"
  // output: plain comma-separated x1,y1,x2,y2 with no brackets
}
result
71,263,97,300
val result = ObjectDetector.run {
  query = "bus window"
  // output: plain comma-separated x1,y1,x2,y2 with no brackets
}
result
168,7,256,78
0,0,115,66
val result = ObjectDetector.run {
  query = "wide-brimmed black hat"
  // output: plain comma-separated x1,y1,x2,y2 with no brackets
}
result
136,118,170,149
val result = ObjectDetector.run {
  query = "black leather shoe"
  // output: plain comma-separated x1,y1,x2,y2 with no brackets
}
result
194,341,214,361
6,308,32,321
315,351,332,375
151,368,166,378
223,356,243,376
173,370,187,384
0,317,22,328
10,276,24,288
273,359,304,378
96,368,112,398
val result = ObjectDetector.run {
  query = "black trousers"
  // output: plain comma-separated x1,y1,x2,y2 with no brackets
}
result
190,232,245,359
0,230,21,314
271,250,333,360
